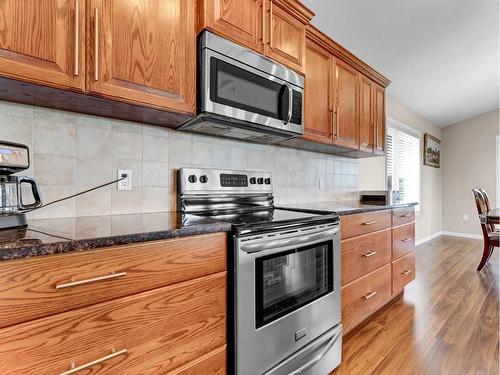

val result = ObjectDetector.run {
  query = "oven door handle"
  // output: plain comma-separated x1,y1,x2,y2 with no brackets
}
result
240,228,338,253
288,329,342,375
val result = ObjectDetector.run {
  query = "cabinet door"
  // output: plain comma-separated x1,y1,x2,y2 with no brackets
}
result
0,0,85,91
199,0,264,53
359,75,374,153
373,84,386,154
304,37,333,144
334,60,359,149
265,0,306,73
87,0,196,114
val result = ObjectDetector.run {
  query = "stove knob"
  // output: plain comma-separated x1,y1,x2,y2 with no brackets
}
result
264,178,271,185
188,175,197,183
250,177,256,184
257,178,264,185
199,175,208,183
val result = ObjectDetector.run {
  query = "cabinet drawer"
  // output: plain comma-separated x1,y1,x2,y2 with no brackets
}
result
0,273,226,375
340,210,392,240
341,264,392,334
172,346,226,375
392,207,415,227
341,229,391,285
392,223,415,260
0,233,226,328
392,252,416,294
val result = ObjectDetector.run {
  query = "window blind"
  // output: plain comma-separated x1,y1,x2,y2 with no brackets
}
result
386,121,420,207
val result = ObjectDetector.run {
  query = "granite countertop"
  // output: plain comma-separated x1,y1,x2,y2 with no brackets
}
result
0,212,231,262
279,200,418,216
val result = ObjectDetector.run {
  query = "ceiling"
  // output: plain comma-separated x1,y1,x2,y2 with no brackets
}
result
303,0,500,127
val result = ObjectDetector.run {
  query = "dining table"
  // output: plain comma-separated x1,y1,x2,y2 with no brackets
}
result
480,208,500,225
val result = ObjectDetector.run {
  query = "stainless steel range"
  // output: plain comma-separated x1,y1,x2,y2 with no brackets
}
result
178,168,342,375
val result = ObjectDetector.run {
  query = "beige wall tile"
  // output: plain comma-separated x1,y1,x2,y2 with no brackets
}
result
142,187,170,212
77,125,112,160
143,161,169,187
112,130,142,160
111,188,142,215
34,108,76,156
32,186,75,219
34,153,75,186
0,114,33,146
143,135,168,161
76,186,112,217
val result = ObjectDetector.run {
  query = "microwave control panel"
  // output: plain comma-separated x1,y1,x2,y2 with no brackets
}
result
291,90,303,125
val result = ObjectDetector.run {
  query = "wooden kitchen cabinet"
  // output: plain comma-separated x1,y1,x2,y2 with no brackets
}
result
373,84,386,154
304,35,334,143
333,59,359,149
198,0,264,53
87,0,196,113
0,0,86,91
358,75,374,153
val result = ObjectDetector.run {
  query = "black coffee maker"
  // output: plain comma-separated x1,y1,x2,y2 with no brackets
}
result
0,141,42,229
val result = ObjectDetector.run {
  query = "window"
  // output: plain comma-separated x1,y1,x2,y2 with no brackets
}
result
386,118,420,209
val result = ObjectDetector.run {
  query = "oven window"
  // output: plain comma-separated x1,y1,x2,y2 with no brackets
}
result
255,241,333,328
210,58,283,119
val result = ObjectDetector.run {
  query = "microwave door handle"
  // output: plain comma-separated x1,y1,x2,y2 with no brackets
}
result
285,83,293,124
278,83,292,124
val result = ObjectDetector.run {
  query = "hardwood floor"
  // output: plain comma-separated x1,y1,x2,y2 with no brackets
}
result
333,235,499,375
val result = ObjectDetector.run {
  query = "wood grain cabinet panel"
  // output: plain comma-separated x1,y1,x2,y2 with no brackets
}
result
334,59,359,149
341,228,392,285
392,206,415,227
340,210,392,240
341,264,392,334
358,75,373,153
264,0,312,74
373,84,385,155
87,0,196,114
304,36,333,143
199,0,264,53
0,0,85,91
0,272,226,375
392,252,416,294
0,233,226,328
392,222,415,260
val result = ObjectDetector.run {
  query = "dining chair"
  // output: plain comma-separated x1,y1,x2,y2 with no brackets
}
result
479,188,499,232
472,189,499,271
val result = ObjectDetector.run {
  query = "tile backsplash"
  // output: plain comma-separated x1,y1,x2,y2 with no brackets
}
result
0,100,359,219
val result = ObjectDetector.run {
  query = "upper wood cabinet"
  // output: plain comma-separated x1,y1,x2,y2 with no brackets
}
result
373,84,386,154
334,59,359,149
304,35,333,143
198,0,264,53
359,75,373,153
87,0,196,113
0,0,85,91
198,0,313,74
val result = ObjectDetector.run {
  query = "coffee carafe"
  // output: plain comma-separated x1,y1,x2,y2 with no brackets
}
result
0,141,42,229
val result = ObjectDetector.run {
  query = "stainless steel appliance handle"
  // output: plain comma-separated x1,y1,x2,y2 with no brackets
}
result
288,329,342,375
286,84,293,124
240,228,338,253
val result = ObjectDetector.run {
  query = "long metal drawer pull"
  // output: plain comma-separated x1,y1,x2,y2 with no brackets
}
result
240,228,338,253
402,269,413,276
288,330,342,375
74,0,79,76
55,272,127,289
59,348,127,375
364,291,377,300
400,213,411,218
363,251,377,258
94,7,99,81
362,221,377,225
401,238,412,242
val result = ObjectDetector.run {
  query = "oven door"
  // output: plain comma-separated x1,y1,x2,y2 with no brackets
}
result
234,224,341,375
200,47,303,135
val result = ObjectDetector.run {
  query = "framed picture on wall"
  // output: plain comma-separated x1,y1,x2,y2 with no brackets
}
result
424,133,441,168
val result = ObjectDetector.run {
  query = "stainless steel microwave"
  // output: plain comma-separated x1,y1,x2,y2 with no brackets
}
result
178,31,305,144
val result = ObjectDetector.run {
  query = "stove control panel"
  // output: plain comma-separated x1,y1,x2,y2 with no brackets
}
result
179,168,273,194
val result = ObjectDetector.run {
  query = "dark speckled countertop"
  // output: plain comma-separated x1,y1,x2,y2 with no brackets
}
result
0,212,231,262
279,200,418,216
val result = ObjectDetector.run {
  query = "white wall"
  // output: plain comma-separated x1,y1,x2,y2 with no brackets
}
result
358,96,443,242
0,100,359,219
441,109,499,236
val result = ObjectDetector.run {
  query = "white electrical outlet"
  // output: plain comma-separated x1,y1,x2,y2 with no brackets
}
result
463,214,469,221
117,169,132,191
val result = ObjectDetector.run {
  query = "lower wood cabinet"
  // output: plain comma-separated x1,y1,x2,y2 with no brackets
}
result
392,252,416,294
341,264,392,334
392,222,415,260
0,233,227,375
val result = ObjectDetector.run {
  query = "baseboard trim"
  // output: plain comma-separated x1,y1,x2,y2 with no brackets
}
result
441,231,482,240
415,231,442,246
